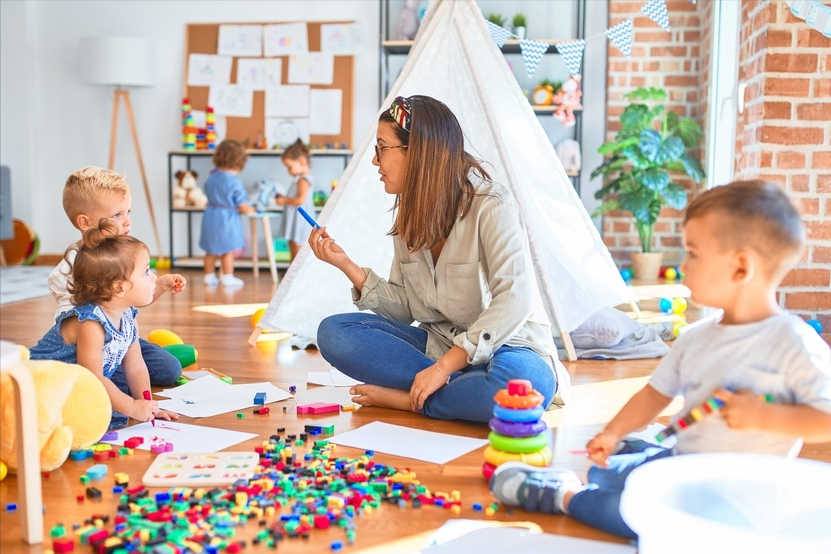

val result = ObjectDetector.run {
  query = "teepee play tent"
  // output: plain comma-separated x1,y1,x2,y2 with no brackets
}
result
251,0,631,360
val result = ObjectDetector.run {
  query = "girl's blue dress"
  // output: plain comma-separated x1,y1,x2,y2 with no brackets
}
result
199,170,248,255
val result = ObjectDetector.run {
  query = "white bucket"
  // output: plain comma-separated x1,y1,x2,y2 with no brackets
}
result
620,453,831,554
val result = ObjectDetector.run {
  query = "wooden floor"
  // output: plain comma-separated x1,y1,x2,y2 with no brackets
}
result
1,268,829,552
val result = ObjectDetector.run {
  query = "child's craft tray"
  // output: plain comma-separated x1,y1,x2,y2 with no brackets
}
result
142,451,259,487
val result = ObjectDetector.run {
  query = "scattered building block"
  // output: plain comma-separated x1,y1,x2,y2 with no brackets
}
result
100,431,119,442
86,464,108,479
296,402,340,415
52,538,74,553
254,407,270,415
85,487,101,499
114,473,129,485
254,392,266,405
123,437,142,449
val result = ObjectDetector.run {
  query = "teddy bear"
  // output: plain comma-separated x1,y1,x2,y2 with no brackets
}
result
396,0,421,40
172,170,208,209
0,346,111,472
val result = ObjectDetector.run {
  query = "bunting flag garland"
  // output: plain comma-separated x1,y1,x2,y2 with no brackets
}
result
605,19,634,58
557,39,586,78
485,20,511,48
787,0,831,37
641,0,671,32
519,38,550,78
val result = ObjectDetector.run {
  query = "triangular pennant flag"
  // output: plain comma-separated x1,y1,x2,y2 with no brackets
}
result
557,39,585,78
485,20,511,48
519,38,550,78
641,0,671,32
605,19,633,58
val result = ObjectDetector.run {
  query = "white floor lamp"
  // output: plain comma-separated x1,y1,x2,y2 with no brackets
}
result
78,36,162,258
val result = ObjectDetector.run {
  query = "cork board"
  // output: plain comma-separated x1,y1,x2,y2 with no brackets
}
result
183,21,354,149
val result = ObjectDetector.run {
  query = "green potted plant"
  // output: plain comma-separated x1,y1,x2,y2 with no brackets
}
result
512,13,527,39
592,87,705,279
486,13,507,29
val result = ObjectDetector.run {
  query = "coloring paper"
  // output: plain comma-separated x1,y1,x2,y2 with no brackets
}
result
265,85,310,118
265,117,310,148
237,58,282,90
309,89,342,135
320,22,362,54
208,85,254,118
287,53,334,85
263,23,308,56
218,25,263,57
154,375,291,418
187,54,233,87
101,421,257,454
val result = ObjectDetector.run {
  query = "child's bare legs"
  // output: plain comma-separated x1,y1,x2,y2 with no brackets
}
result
289,240,302,261
350,384,413,412
203,254,219,285
219,252,244,287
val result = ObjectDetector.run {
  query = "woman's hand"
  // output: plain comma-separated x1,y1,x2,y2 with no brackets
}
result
585,430,620,468
409,365,447,412
308,226,351,270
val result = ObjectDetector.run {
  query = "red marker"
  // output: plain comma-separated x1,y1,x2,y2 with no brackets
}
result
143,390,155,427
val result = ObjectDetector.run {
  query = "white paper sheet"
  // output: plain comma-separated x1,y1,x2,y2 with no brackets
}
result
101,421,257,454
329,422,487,464
187,54,233,87
263,22,308,56
208,85,254,118
288,53,334,85
265,85,310,118
307,368,362,387
265,118,310,148
330,368,362,387
236,58,282,91
419,522,636,553
320,22,362,54
218,25,263,57
309,89,342,135
155,375,291,418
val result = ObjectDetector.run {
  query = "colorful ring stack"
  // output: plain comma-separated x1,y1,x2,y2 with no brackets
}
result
483,379,551,480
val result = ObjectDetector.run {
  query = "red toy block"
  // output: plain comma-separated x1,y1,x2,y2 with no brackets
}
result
53,538,75,553
296,402,340,415
507,379,533,396
124,437,142,449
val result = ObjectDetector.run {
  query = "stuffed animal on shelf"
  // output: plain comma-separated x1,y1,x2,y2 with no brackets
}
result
0,348,112,472
250,179,281,212
555,139,582,173
552,76,583,128
397,0,421,40
172,170,208,209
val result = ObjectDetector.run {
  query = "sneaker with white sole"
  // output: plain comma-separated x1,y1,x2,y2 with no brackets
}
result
204,273,219,286
220,274,244,287
489,462,582,514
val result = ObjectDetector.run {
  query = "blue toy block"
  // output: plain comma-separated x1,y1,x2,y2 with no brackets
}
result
5,503,18,512
254,392,266,405
86,464,108,479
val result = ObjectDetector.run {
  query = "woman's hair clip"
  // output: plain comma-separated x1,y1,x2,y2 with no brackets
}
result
389,96,412,132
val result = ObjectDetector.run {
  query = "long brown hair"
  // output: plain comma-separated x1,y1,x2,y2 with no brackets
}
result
68,218,148,306
381,95,491,252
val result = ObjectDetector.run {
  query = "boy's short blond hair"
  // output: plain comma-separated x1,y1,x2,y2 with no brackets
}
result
212,140,248,170
685,180,806,275
63,167,131,227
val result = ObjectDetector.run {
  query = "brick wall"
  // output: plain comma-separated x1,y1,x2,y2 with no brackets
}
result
734,0,831,329
602,0,706,267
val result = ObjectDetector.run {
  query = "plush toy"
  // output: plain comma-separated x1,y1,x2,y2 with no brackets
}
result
552,76,583,128
172,170,208,209
0,351,111,472
397,0,420,40
251,179,281,212
555,139,582,173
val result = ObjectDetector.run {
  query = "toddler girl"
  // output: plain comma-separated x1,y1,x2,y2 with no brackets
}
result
276,139,318,261
199,139,254,286
29,219,179,428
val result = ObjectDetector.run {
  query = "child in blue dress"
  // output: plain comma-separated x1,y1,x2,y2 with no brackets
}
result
30,219,180,428
275,139,317,261
199,140,254,287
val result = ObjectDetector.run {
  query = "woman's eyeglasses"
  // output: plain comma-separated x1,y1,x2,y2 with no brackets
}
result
374,144,408,161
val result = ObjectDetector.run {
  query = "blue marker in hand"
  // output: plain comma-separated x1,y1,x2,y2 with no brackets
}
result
297,207,320,229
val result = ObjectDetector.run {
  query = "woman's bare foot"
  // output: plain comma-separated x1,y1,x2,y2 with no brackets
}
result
350,384,414,412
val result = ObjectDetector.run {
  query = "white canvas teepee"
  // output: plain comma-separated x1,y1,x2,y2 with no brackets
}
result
252,0,631,360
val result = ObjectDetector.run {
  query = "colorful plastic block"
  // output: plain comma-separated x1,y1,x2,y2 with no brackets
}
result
254,392,266,405
254,407,270,415
296,402,340,415
86,464,108,479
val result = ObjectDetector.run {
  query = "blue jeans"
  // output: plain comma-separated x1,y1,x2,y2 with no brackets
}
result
568,440,674,538
317,313,557,423
109,338,182,428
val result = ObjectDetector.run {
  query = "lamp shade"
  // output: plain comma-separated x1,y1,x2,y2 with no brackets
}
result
78,36,154,87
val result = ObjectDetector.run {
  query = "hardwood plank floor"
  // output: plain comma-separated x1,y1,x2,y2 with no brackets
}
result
1,268,829,552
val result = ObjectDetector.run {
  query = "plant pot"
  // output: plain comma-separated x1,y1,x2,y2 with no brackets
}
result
631,251,663,282
514,26,526,39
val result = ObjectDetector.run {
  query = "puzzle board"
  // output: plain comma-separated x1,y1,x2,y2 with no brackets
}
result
142,451,259,487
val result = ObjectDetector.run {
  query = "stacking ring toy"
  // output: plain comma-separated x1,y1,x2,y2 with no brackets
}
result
482,461,497,480
489,418,547,437
488,431,548,453
483,445,552,467
494,388,544,409
492,404,545,422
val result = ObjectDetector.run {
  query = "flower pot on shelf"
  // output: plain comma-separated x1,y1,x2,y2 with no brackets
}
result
631,251,663,281
514,26,526,39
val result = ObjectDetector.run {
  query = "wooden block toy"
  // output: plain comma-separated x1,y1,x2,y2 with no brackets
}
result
297,402,340,415
86,464,108,479
254,392,266,405
142,452,258,487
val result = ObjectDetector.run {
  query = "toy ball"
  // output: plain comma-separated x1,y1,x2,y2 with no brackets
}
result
659,266,668,278
252,308,267,328
806,319,823,334
148,329,184,348
675,268,685,280
0,461,6,481
664,267,678,281
671,297,688,314
620,268,633,281
672,321,688,337
659,297,673,313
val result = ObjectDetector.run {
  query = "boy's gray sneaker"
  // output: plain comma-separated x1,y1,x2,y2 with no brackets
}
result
489,461,582,514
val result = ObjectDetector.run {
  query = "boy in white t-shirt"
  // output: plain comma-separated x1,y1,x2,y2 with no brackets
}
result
49,167,187,409
490,180,831,538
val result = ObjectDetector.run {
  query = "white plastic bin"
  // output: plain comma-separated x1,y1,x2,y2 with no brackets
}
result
620,453,831,554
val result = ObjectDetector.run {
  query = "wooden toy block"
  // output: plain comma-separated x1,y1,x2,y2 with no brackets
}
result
254,392,266,405
296,402,340,415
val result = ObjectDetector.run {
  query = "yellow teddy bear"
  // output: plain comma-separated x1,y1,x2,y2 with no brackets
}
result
0,346,111,472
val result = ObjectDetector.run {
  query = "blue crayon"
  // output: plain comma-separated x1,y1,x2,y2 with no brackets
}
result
297,207,320,229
